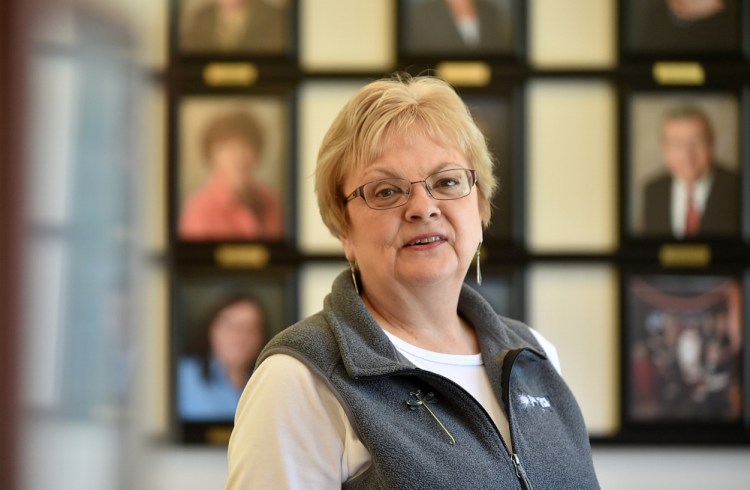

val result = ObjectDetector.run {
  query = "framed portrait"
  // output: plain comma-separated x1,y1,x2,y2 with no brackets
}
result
171,267,297,443
398,0,525,60
461,90,522,246
623,89,743,241
463,264,525,320
621,271,749,442
173,0,296,58
172,91,294,246
620,0,746,59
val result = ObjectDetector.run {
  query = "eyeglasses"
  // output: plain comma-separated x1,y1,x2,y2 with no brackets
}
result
343,168,477,210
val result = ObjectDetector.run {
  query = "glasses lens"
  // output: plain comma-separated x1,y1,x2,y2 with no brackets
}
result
362,178,410,209
426,169,473,200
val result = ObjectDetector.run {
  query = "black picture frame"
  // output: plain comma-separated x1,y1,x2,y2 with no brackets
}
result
619,0,748,60
170,266,297,444
620,269,750,443
397,0,526,62
460,87,525,248
463,264,525,320
171,0,297,61
169,87,297,253
621,87,744,243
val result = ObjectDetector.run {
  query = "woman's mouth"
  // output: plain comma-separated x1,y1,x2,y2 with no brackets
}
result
406,235,445,247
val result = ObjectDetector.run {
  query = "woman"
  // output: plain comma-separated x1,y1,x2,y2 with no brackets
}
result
178,295,266,421
178,109,284,241
226,74,599,488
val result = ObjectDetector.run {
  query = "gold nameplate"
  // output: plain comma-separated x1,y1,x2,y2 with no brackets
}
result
436,62,491,87
215,245,270,268
652,62,705,85
659,244,711,268
203,63,258,86
205,426,233,446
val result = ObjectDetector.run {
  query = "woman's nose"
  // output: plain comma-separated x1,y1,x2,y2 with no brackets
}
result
404,182,440,220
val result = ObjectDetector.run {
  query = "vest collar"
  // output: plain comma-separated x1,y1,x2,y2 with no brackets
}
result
323,270,543,379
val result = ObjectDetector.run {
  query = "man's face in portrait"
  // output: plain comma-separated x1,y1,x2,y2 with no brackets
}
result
660,115,713,185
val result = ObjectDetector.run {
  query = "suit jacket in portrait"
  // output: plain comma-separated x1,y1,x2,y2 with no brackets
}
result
181,0,289,54
642,164,740,238
626,0,740,54
405,0,512,55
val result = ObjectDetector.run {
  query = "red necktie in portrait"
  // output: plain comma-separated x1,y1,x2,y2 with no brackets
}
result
685,189,700,237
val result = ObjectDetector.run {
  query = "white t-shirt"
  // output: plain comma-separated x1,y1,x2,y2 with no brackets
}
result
225,327,561,489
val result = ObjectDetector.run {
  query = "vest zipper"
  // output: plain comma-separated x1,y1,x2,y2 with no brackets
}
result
412,356,534,490
511,453,534,490
502,348,535,490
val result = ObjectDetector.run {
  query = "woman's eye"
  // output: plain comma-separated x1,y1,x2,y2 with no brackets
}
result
373,186,401,199
434,178,459,188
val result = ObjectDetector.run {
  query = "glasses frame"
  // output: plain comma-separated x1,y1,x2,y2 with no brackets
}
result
343,168,477,210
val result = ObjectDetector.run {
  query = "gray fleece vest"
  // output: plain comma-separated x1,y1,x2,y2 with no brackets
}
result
258,271,600,489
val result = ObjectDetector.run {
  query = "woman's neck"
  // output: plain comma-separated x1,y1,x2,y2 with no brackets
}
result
360,281,479,355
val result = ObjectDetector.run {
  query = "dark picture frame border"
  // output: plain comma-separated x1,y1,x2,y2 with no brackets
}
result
396,0,527,65
167,81,299,264
463,263,526,321
618,82,747,257
169,265,298,444
617,267,750,445
457,82,526,251
169,0,299,64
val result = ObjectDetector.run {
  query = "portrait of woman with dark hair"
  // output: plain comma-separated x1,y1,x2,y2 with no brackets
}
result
178,294,267,421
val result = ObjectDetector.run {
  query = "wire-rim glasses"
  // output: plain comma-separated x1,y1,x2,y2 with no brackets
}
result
343,168,477,210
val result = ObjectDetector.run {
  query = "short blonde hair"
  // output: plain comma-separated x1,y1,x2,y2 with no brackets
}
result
315,73,498,238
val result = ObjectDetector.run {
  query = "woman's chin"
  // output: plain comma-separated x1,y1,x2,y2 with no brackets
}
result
397,267,464,289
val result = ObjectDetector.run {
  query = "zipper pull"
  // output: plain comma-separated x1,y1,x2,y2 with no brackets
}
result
511,453,534,490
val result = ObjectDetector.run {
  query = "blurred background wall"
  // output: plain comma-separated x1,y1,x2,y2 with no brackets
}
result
3,0,748,489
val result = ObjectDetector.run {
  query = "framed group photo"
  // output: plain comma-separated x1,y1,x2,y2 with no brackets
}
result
171,267,297,443
623,89,743,242
172,92,295,246
173,0,296,59
622,270,748,442
398,0,525,61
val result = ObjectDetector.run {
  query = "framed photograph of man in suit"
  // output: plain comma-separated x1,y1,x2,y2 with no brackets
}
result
399,0,524,59
625,90,742,241
620,0,745,59
175,0,294,57
621,270,747,442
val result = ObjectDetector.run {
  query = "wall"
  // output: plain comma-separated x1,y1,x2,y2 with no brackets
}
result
16,0,749,488
142,0,750,488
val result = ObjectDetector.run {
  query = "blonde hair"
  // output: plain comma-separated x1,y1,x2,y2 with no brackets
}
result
315,73,498,238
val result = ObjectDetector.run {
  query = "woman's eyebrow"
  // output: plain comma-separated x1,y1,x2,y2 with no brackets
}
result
362,162,462,181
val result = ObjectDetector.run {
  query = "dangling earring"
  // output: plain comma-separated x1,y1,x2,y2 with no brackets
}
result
349,261,360,295
475,242,483,286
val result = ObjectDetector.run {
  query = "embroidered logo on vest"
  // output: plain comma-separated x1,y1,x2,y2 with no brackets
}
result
518,393,552,411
